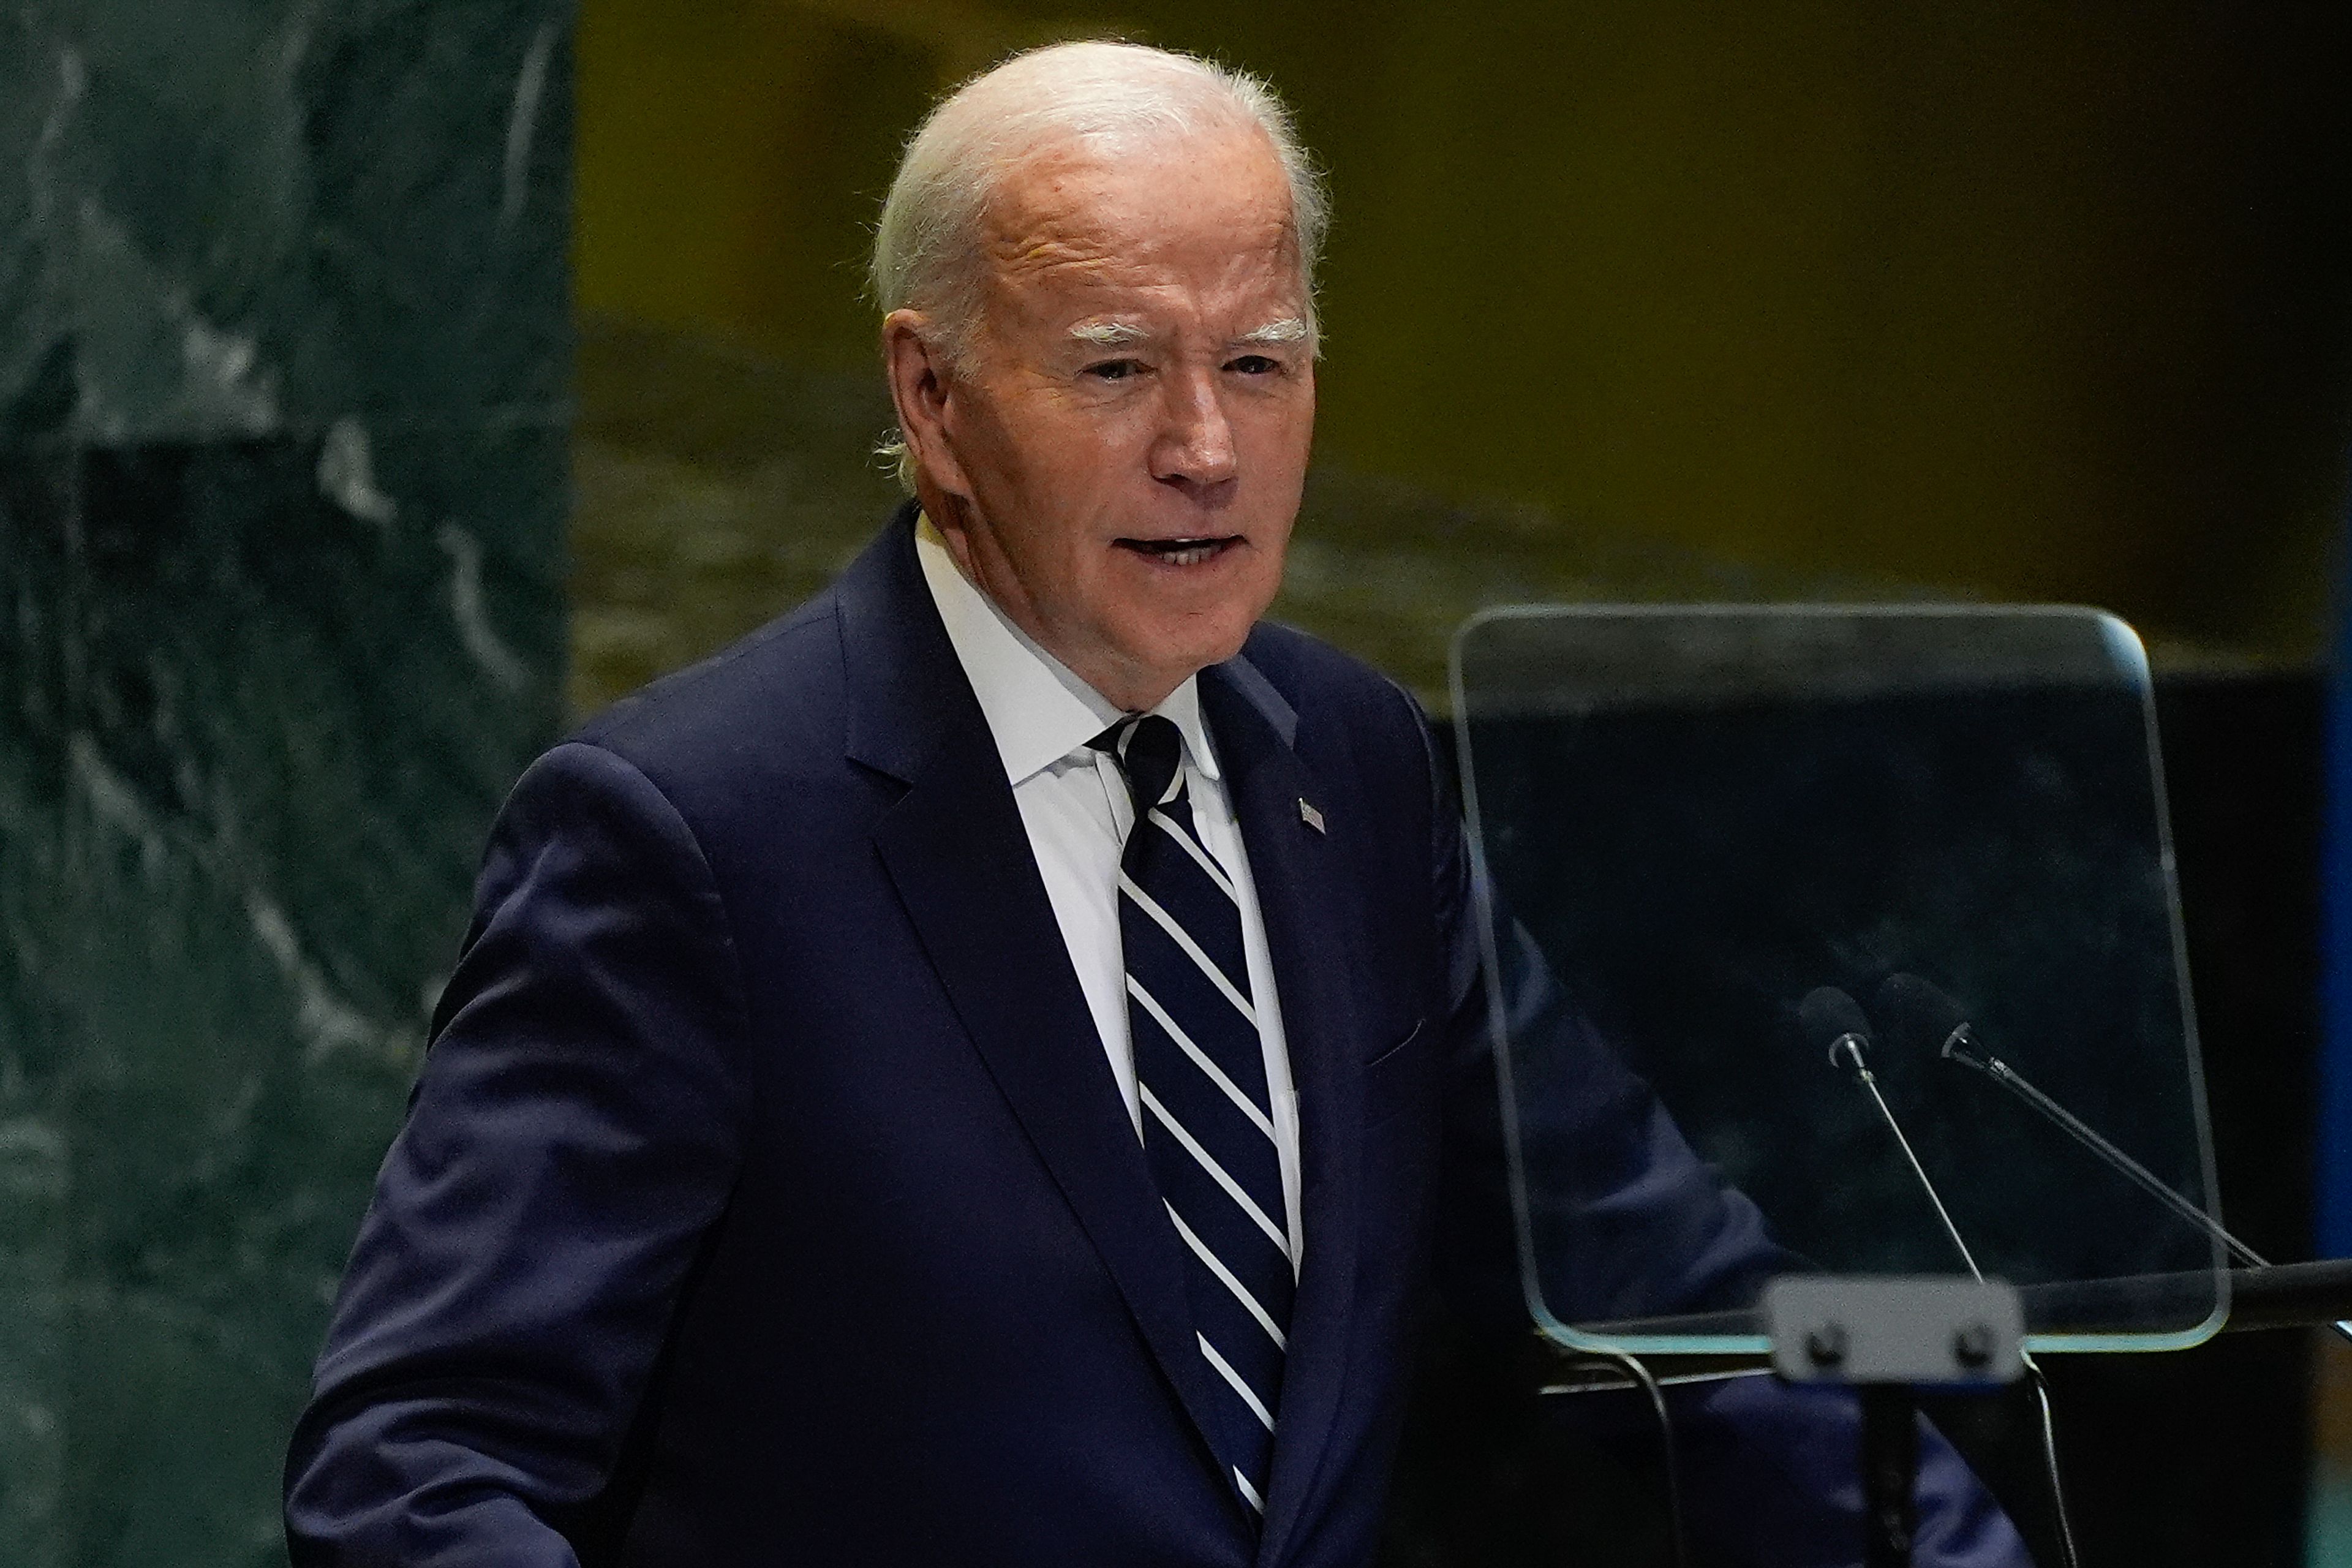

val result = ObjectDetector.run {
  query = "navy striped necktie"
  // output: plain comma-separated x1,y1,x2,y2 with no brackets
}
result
1096,713,1292,1523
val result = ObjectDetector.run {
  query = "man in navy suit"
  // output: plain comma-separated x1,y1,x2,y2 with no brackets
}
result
285,40,2027,1566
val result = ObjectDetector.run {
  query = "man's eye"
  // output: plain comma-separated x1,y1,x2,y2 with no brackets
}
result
1084,359,1144,382
1227,355,1280,375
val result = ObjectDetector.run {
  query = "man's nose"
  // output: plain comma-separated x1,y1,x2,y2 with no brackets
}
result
1149,368,1238,488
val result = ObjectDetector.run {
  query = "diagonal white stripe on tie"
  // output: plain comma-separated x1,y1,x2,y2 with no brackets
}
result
1128,977,1275,1140
1147,806,1237,901
1139,1083,1291,1259
1199,1333,1276,1431
1166,1202,1287,1350
1118,872,1257,1027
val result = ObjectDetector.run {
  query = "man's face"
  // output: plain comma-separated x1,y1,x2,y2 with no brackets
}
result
886,128,1316,712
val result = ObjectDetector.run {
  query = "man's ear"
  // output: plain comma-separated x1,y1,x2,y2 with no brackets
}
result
883,311,974,499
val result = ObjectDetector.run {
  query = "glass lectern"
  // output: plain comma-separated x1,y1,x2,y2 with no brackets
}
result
1449,605,2225,1360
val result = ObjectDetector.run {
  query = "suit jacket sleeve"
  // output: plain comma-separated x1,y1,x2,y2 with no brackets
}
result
284,741,751,1567
1411,692,2030,1567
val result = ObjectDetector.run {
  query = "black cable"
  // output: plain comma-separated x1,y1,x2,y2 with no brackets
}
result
2018,1355,2081,1568
1576,1347,1691,1568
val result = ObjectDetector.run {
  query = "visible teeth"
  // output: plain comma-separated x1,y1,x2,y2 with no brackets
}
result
1132,537,1223,566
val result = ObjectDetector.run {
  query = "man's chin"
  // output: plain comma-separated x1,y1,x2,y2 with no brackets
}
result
1081,628,1249,710
1149,627,1257,685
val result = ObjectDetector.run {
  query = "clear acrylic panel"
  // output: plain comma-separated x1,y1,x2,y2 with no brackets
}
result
1450,605,2225,1356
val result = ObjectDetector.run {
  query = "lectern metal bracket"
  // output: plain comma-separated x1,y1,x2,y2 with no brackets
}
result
1765,1275,2024,1386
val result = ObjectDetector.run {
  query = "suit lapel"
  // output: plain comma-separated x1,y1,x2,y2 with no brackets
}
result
1200,659,1369,1565
838,511,1241,1502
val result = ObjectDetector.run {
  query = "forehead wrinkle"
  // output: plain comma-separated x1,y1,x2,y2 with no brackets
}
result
974,135,1313,354
990,228,1117,277
984,134,1296,270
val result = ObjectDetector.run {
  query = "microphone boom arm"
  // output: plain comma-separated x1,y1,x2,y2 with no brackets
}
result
1942,1030,2260,1267
1844,1037,1985,1281
1943,1027,2352,1347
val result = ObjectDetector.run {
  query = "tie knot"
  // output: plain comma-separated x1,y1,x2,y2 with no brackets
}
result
1093,713,1185,814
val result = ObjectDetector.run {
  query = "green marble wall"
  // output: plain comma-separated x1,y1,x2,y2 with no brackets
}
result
0,6,572,1564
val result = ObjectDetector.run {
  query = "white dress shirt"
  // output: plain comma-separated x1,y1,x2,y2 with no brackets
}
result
916,518,1304,1262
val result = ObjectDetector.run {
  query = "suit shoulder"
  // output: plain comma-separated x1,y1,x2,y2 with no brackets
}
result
571,591,846,781
1237,619,1425,741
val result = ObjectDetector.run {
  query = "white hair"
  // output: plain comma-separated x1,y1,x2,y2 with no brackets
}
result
871,40,1329,486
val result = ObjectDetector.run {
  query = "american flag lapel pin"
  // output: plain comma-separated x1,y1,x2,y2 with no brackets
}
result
1298,797,1325,834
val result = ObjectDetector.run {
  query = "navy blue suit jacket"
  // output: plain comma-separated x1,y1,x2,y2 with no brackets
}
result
285,507,2024,1566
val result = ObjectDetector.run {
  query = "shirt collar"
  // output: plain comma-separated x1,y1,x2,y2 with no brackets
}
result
914,514,1222,787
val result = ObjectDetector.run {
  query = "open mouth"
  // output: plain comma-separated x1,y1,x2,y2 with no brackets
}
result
1116,536,1240,568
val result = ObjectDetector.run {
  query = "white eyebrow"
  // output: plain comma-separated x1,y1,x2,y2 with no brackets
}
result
1066,318,1311,350
1234,317,1310,347
1068,322,1148,348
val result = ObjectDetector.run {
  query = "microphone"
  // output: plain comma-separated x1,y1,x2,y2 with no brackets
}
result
1876,971,2352,1357
1875,973,1985,1069
1798,986,1981,1280
1872,973,2272,1269
1826,983,2090,1568
1800,985,1874,1077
